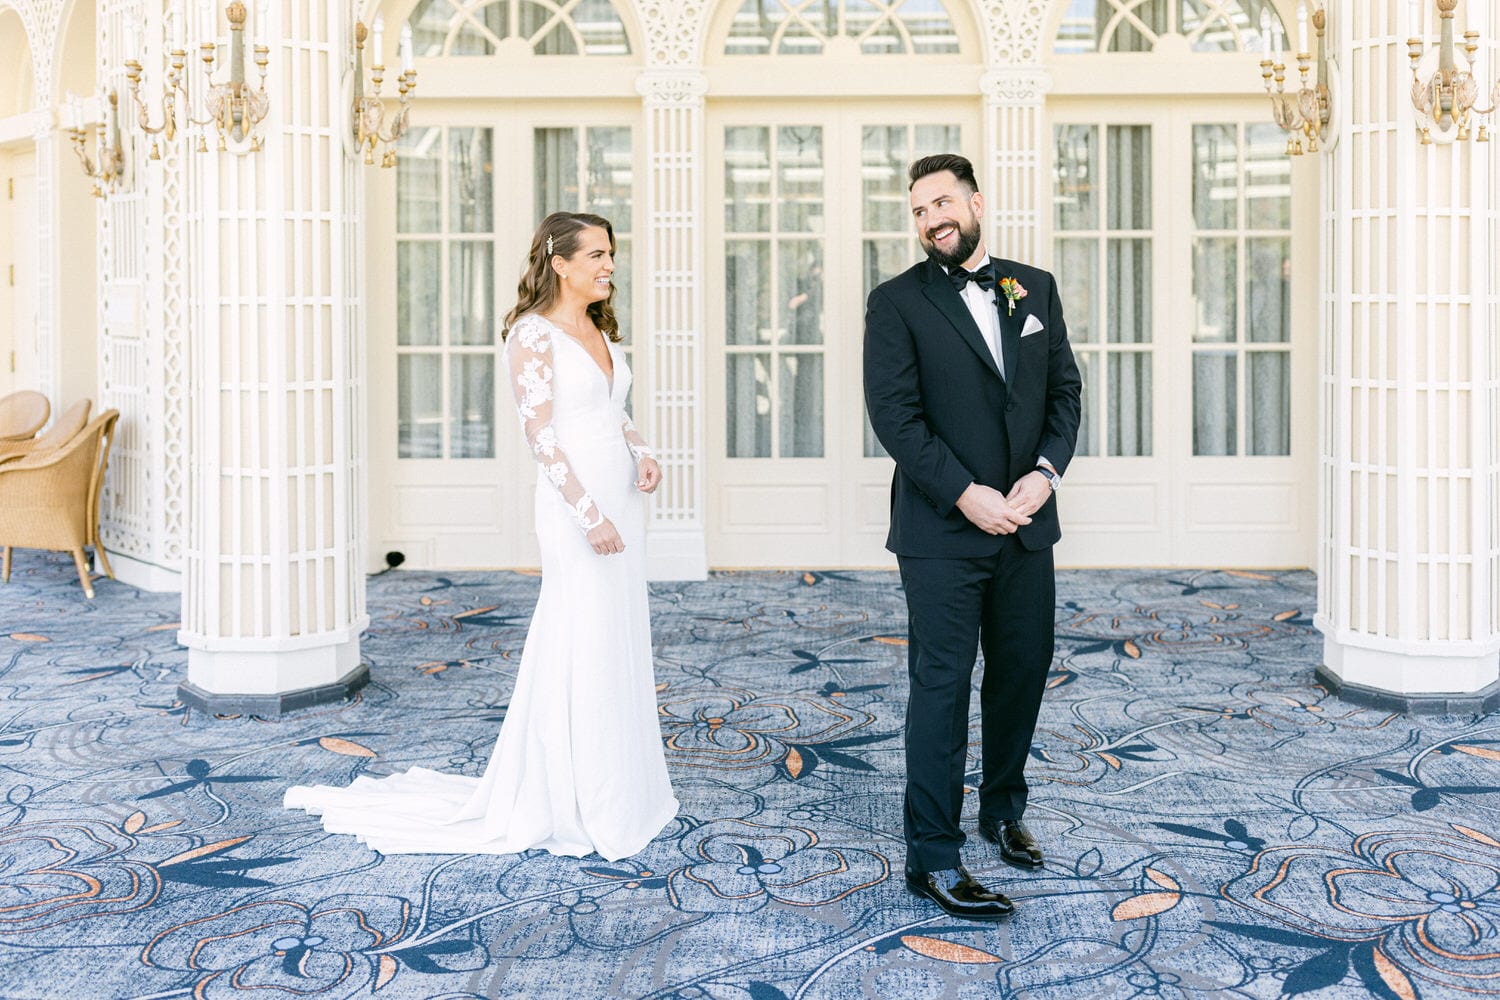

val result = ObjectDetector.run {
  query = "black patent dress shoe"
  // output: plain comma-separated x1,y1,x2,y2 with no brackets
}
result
979,817,1045,870
904,865,1016,921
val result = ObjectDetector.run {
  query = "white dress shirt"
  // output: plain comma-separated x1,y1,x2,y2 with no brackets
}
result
945,258,1005,381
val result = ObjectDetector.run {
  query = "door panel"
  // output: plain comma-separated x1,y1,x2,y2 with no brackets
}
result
707,103,977,568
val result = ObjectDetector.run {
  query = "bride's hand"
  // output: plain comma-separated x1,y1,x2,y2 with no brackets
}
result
587,518,625,555
635,457,662,494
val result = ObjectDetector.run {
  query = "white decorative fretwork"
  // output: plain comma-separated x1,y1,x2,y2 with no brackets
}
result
408,0,632,55
637,0,707,65
636,69,708,578
981,67,1050,265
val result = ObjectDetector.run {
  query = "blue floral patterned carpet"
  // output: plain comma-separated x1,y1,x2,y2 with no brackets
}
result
0,556,1497,999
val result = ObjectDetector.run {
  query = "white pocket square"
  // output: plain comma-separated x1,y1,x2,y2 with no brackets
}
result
1021,314,1045,337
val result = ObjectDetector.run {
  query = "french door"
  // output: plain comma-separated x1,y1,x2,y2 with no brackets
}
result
706,102,979,567
368,104,639,570
1050,98,1317,567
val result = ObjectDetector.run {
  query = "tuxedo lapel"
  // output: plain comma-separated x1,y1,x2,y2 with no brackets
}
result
919,260,1003,381
993,256,1021,385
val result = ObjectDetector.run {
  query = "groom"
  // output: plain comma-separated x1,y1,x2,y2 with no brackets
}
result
863,154,1081,920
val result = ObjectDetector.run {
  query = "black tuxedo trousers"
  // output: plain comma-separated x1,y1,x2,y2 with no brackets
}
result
898,543,1055,872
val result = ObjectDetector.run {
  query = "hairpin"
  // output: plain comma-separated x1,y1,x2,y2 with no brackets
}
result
545,234,554,256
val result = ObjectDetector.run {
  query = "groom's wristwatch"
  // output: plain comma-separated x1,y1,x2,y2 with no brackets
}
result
1036,463,1061,492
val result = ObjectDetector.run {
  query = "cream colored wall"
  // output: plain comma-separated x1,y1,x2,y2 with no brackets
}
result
0,8,34,398
53,0,93,414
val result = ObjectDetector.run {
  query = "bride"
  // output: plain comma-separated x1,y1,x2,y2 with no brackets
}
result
286,212,679,861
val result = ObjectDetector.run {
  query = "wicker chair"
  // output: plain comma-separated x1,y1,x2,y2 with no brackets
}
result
0,399,92,465
0,410,119,598
0,391,50,442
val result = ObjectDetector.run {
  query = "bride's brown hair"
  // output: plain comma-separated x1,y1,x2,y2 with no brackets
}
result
502,212,622,342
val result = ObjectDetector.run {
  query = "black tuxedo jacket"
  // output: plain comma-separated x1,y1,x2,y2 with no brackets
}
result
863,256,1082,558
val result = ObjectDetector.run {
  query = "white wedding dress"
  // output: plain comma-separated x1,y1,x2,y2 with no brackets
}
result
285,313,679,861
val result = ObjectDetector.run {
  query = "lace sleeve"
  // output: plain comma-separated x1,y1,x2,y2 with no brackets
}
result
621,412,654,462
506,316,603,534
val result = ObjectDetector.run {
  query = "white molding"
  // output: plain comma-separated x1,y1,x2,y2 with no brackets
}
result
104,549,183,593
186,632,363,696
646,526,708,581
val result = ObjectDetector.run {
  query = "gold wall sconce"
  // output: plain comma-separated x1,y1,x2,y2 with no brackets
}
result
1408,0,1497,143
1259,1,1334,155
123,0,270,157
64,91,126,197
352,15,416,168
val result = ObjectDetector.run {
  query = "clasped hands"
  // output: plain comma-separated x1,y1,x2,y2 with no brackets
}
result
955,472,1050,536
586,457,663,556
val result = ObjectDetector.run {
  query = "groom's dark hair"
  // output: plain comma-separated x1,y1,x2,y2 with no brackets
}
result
908,154,979,194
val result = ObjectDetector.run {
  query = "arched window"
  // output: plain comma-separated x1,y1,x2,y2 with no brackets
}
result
1055,0,1283,54
725,0,959,56
409,0,631,56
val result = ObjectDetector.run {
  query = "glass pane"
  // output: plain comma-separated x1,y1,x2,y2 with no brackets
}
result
1192,237,1238,343
1193,352,1238,455
1247,237,1291,343
535,127,580,223
726,240,771,345
1055,238,1099,343
864,407,888,459
572,0,632,54
449,354,495,459
1246,123,1292,230
850,0,901,53
410,0,459,57
778,10,827,54
398,242,440,347
862,126,909,232
1186,0,1282,53
449,241,495,346
780,240,824,345
1106,239,1152,344
451,6,500,55
397,127,442,233
1055,0,1100,53
903,0,960,53
449,128,493,234
915,124,962,159
777,126,824,233
1107,125,1151,230
1193,124,1238,230
1054,125,1098,231
398,353,443,459
1108,351,1152,457
612,236,632,345
779,354,824,457
585,127,633,231
727,353,771,457
1075,350,1099,457
1248,351,1291,456
1108,0,1167,51
864,238,911,301
725,0,776,54
523,0,578,54
725,127,771,232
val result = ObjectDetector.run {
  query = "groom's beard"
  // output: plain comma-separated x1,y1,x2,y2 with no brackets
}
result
919,214,983,269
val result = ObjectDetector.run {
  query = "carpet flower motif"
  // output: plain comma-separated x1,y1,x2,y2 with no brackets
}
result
667,819,888,914
143,893,482,999
660,688,876,775
0,820,161,936
1219,828,1500,995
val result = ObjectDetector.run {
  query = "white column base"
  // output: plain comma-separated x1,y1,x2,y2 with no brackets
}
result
1317,615,1500,712
178,619,370,714
103,550,183,593
647,525,708,581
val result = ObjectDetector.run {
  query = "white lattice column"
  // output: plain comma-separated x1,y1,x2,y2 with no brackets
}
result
179,0,368,713
637,69,708,581
981,67,1050,265
1316,0,1500,712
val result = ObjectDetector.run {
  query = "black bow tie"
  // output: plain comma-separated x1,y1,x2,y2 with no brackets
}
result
948,262,995,293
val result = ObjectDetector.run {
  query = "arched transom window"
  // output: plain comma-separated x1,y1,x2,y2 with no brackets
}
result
409,0,631,56
1056,0,1282,53
725,0,959,56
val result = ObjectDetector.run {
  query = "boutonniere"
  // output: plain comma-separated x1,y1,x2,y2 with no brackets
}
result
998,277,1028,316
